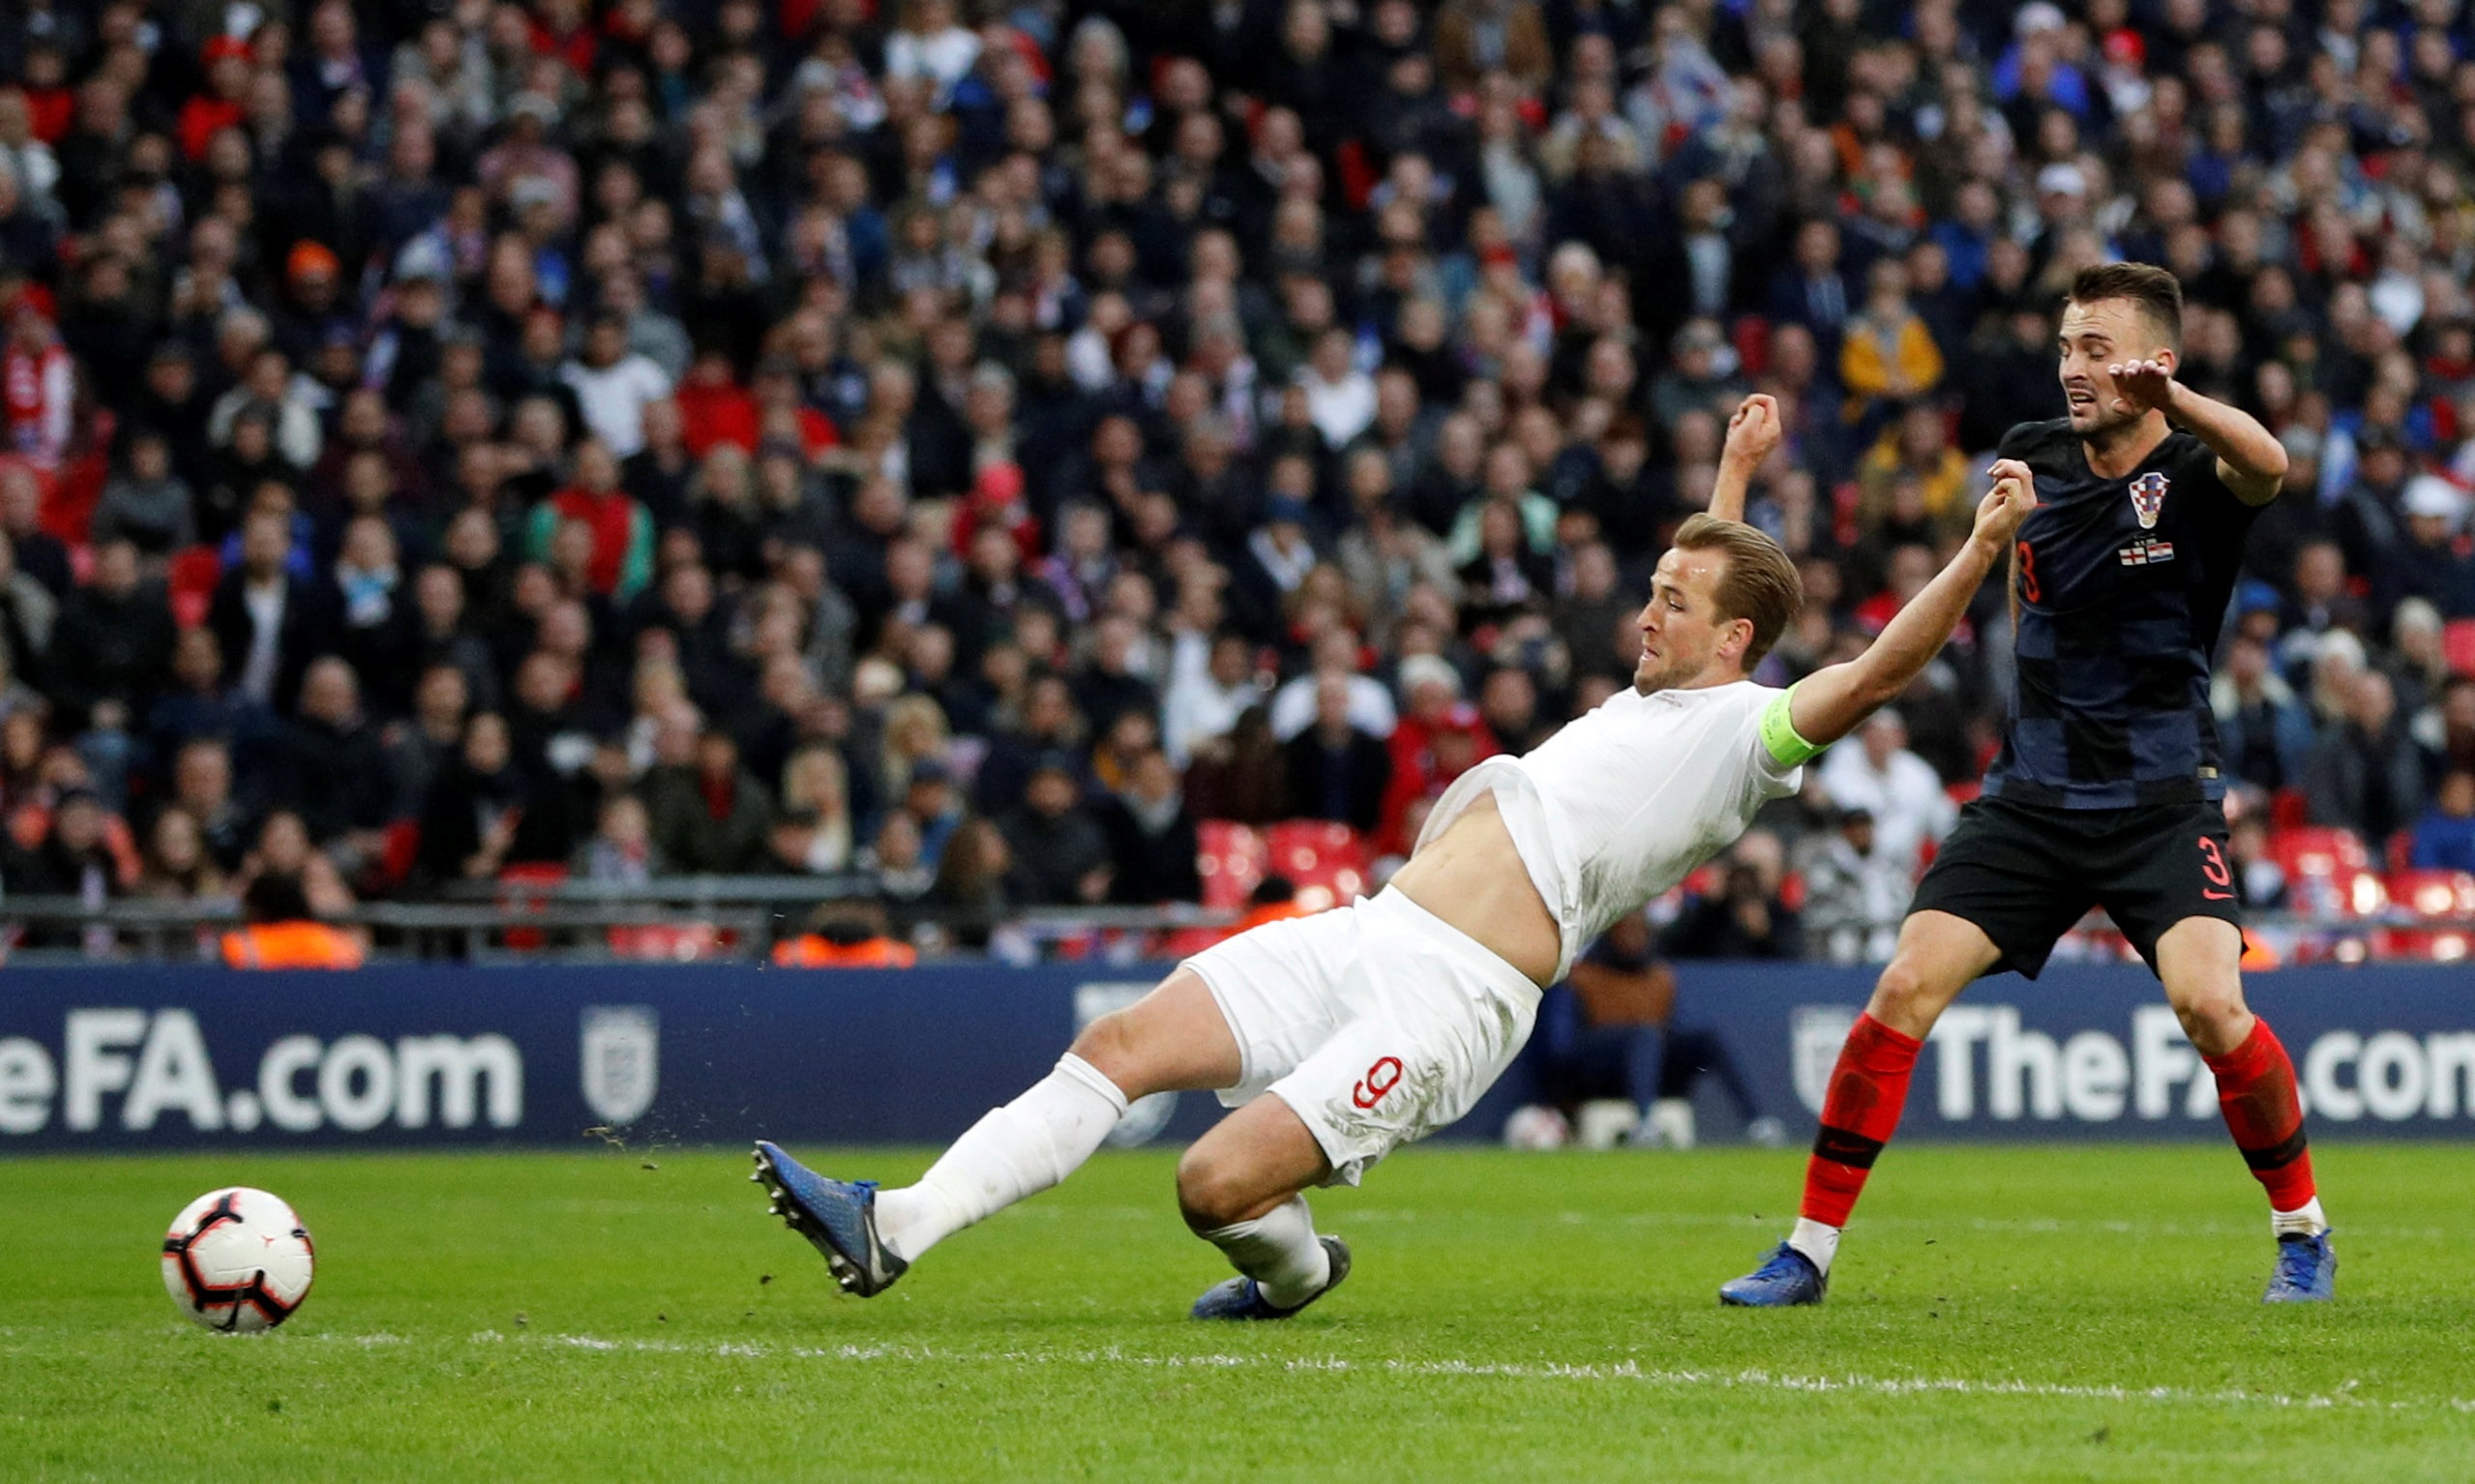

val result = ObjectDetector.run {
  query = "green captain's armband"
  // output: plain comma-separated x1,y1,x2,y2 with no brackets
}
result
1759,685,1822,768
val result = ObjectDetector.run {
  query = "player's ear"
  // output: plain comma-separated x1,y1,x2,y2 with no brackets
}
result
1721,614,1754,666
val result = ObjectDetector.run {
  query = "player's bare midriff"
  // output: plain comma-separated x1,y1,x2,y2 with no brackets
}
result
1387,790,1562,989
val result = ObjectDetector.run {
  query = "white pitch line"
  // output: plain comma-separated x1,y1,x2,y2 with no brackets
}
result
422,1330,2475,1414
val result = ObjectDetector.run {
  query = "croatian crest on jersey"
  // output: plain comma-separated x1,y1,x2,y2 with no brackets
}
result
2128,470,2169,529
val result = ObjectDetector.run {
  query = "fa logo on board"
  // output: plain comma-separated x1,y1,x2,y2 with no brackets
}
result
2128,470,2168,529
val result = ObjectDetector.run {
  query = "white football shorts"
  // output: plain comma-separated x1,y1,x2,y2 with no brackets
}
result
1180,887,1542,1185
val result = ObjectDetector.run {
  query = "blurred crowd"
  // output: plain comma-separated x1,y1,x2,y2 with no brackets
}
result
3,0,2475,958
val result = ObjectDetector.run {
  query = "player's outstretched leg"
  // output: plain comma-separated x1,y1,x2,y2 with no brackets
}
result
1722,912,1993,1307
1178,1092,1352,1320
754,969,1240,1294
2155,920,2334,1302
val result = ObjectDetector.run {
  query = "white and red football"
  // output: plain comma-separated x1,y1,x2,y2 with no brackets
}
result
161,1187,315,1332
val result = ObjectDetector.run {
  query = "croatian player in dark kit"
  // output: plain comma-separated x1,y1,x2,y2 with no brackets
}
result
1720,262,2336,1307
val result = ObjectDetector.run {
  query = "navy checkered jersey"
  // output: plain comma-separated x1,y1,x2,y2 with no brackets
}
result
1981,418,2264,810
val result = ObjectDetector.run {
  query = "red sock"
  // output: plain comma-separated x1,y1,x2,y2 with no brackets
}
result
1799,1013,1923,1228
2204,1017,2316,1211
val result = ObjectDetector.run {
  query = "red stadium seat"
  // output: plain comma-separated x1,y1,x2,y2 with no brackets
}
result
1263,819,1371,912
495,862,569,951
2267,825,2371,877
608,923,724,961
1195,820,1267,910
2266,827,2382,919
2386,869,2475,920
2372,928,2475,962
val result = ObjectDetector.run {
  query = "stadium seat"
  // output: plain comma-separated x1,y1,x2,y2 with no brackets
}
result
2267,825,2371,876
1263,819,1370,912
2386,869,2475,920
2266,827,2383,919
608,923,725,962
495,862,569,951
1195,819,1268,910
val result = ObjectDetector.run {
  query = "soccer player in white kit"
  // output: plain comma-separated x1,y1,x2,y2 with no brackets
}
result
755,396,2040,1319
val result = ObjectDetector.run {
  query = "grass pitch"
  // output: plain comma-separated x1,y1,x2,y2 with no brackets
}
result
5,1143,2472,1481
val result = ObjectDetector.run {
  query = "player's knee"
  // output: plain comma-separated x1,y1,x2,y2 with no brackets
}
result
2169,982,2249,1050
1175,1143,1257,1232
1067,1009,1138,1082
1866,957,1950,1030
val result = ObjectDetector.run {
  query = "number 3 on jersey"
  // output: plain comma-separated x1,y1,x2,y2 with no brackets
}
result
2198,835,2234,902
2016,538,2041,603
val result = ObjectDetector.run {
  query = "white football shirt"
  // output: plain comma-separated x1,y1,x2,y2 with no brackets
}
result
1415,679,1808,981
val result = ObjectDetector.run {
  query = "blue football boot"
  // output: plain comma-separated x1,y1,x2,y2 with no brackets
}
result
752,1141,908,1296
1718,1242,1828,1307
1190,1236,1352,1321
2262,1231,2337,1303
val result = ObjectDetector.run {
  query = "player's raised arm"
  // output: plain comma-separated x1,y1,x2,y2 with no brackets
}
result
2113,358,2288,506
1782,461,2037,750
1708,394,1781,523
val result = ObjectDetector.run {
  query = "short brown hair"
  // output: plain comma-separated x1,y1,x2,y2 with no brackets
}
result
1673,514,1803,668
2066,261,2183,350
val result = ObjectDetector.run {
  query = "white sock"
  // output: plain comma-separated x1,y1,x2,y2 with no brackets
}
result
2272,1198,2328,1238
1201,1195,1331,1309
874,1054,1128,1262
1789,1216,1842,1276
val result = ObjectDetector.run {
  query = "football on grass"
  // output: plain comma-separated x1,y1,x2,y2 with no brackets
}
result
161,1187,315,1332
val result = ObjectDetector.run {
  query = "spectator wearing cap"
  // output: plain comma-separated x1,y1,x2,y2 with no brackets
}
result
178,36,253,163
998,750,1114,906
269,239,354,367
2330,423,2413,580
